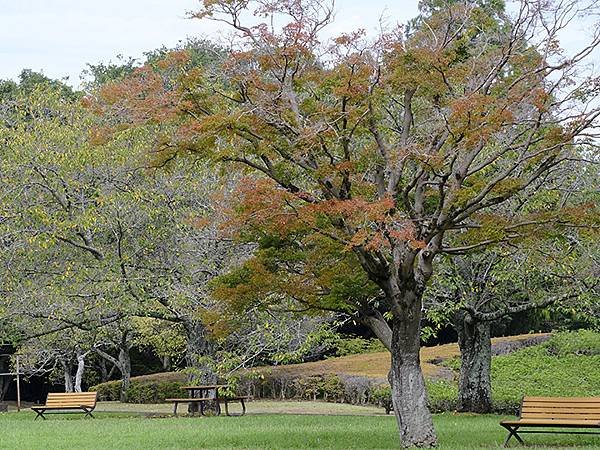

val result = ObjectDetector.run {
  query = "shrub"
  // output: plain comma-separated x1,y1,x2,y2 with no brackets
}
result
91,380,120,401
124,381,183,403
334,337,386,357
545,329,600,356
91,374,184,403
371,385,393,413
426,380,458,412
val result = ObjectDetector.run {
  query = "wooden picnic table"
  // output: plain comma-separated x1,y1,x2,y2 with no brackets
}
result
181,385,229,397
166,384,251,416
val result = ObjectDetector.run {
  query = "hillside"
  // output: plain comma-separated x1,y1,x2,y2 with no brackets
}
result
254,333,549,381
125,333,549,385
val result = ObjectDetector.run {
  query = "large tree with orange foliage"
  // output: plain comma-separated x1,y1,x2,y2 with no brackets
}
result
97,0,600,446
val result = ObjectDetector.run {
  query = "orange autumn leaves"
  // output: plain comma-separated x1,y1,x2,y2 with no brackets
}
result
92,50,196,125
225,178,426,251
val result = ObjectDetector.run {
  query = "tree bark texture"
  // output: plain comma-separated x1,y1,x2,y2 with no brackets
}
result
118,347,131,402
455,310,492,413
185,320,217,414
61,359,74,393
389,297,437,448
74,351,86,393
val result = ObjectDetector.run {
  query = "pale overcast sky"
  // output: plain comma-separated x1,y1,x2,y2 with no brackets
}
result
0,0,419,86
0,1,596,87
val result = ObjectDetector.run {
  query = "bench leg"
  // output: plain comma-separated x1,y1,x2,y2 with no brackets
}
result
173,402,178,417
82,407,95,419
240,399,246,416
33,409,46,420
503,426,524,447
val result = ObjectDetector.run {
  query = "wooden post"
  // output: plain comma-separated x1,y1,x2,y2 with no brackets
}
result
16,356,21,412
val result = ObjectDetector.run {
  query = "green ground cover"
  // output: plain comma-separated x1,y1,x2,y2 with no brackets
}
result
1,409,600,449
435,330,600,412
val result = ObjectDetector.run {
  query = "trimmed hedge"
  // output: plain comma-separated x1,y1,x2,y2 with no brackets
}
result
91,374,185,404
90,369,456,412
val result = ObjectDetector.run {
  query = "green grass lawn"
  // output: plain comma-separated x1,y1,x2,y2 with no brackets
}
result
2,410,600,449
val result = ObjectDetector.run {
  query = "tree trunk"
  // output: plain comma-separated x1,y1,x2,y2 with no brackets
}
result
0,357,10,402
455,311,492,413
389,297,437,448
92,337,132,402
0,378,9,402
74,351,86,393
98,358,116,383
185,320,217,414
61,359,74,393
118,348,131,402
361,309,392,351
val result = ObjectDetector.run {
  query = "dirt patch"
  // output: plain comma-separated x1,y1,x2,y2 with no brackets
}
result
491,334,551,356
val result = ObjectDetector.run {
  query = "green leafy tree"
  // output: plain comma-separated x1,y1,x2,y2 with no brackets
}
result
97,0,600,445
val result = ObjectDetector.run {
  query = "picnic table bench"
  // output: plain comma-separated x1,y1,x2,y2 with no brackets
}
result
165,385,250,416
31,392,97,420
500,396,600,446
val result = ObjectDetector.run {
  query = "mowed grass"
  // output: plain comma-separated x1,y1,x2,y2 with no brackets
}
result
1,410,600,449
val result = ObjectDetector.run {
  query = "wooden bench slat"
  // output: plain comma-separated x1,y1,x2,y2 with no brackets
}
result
46,394,96,398
524,397,600,402
46,399,96,403
44,405,95,408
523,403,600,408
34,406,93,410
48,392,96,397
522,412,600,417
522,413,600,420
503,419,600,426
523,407,600,413
522,411,600,415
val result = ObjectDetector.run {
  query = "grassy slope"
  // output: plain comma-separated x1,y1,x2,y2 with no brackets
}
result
294,332,549,379
1,410,599,449
125,332,549,385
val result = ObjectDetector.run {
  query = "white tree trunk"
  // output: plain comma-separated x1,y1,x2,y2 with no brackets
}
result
74,351,86,393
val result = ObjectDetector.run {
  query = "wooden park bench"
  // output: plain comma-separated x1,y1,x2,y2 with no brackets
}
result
500,396,600,446
31,392,97,420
